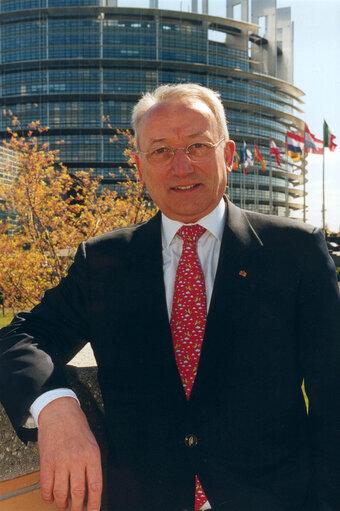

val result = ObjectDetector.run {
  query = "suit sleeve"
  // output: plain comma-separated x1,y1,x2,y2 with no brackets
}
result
297,228,340,509
0,242,91,434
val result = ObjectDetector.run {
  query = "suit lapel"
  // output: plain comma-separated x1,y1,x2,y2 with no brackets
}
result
130,211,169,336
136,201,264,322
208,199,263,318
130,212,188,402
190,200,264,400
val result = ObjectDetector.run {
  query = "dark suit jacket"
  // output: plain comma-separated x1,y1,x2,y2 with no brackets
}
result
1,200,340,511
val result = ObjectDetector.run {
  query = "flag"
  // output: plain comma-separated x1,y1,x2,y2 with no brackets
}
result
254,143,266,172
270,138,281,167
323,120,337,152
305,124,323,154
240,141,253,169
232,151,240,171
286,131,304,161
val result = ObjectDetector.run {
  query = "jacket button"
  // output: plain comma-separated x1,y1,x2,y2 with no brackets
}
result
184,434,198,447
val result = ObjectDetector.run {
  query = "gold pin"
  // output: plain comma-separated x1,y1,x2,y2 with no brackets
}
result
239,270,247,277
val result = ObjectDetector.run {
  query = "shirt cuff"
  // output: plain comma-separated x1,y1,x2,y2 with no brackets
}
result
29,388,80,426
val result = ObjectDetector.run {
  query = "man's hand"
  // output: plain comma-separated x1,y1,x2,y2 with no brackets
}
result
38,397,102,511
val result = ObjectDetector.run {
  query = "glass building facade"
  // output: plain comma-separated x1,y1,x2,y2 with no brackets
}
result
0,0,306,217
0,147,18,225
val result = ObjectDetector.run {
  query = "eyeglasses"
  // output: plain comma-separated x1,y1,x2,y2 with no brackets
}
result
139,138,225,165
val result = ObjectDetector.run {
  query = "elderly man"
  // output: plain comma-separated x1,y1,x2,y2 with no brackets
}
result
0,84,339,511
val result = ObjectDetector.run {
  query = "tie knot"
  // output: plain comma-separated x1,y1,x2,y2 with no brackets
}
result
178,224,206,244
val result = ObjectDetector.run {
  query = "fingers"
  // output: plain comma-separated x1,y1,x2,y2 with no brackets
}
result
40,460,102,511
70,469,86,511
40,454,102,511
40,456,70,511
39,461,55,505
37,397,103,511
86,461,103,511
54,469,70,511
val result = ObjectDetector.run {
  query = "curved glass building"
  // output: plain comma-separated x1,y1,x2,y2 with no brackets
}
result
0,0,306,218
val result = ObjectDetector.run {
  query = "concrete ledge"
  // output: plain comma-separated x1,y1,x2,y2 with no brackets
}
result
0,344,108,508
0,468,108,510
0,408,40,482
0,472,53,510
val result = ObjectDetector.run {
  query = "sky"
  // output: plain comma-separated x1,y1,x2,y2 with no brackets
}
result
275,0,340,231
215,0,340,231
119,0,340,230
226,0,340,231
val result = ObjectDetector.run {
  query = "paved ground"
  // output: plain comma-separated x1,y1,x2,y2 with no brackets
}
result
69,342,97,367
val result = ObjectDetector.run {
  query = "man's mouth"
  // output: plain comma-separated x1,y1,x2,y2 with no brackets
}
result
171,184,200,191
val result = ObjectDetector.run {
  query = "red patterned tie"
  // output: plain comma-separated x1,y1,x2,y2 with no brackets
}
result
170,224,208,511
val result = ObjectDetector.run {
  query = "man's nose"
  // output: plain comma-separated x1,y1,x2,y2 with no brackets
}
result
171,148,194,175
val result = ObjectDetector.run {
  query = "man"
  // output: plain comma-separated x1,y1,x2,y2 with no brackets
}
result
0,83,339,511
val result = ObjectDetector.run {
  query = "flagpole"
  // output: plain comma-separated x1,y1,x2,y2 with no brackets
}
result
285,161,289,217
322,148,326,234
302,147,306,223
255,164,259,212
242,164,245,209
269,154,273,215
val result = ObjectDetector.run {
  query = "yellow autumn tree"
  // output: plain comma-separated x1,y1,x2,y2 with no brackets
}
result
0,115,156,312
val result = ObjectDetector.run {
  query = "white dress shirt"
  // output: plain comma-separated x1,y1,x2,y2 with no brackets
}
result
162,197,226,318
30,199,226,436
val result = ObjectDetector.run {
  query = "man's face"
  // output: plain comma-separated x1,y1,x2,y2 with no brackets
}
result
135,98,235,223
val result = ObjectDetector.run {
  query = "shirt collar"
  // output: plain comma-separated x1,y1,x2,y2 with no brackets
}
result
161,198,226,248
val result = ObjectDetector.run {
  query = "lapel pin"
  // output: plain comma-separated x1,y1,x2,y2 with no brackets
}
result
239,270,247,277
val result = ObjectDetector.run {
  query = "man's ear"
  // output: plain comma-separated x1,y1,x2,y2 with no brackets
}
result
134,153,145,184
224,140,236,169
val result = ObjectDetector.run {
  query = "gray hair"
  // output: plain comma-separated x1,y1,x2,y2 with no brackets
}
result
131,83,229,150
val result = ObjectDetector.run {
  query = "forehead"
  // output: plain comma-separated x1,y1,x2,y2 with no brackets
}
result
138,98,218,145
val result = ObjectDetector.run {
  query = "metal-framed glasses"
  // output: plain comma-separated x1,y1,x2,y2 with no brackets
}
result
139,138,225,165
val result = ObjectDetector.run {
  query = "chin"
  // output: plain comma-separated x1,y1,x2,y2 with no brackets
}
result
173,212,203,223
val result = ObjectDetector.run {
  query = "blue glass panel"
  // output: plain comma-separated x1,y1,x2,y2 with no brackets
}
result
1,21,47,63
103,69,157,94
1,0,46,12
159,71,207,86
48,20,100,59
49,0,99,5
103,21,157,60
49,69,101,94
2,70,48,96
0,103,48,129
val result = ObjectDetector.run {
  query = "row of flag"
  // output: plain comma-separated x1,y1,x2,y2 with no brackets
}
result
231,121,337,173
288,121,337,159
232,141,266,173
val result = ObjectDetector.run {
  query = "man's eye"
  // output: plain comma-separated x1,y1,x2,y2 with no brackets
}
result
191,143,206,149
152,147,168,155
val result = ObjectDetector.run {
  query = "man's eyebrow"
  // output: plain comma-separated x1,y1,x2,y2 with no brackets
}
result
187,131,207,138
150,132,207,145
149,138,167,145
